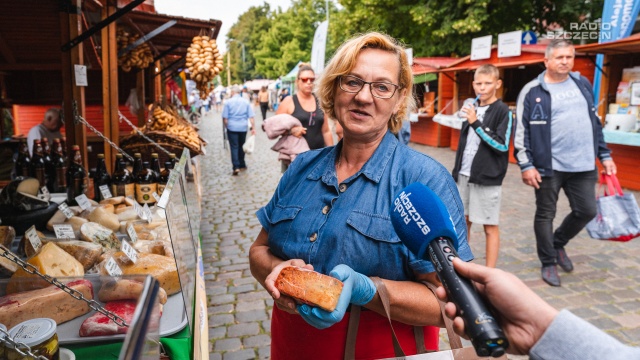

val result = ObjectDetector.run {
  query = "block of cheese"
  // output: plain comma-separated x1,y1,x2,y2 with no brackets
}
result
0,225,15,248
24,239,103,271
79,300,136,337
87,206,120,231
0,279,93,328
80,222,120,249
7,242,85,293
98,278,167,304
275,267,344,312
102,252,180,295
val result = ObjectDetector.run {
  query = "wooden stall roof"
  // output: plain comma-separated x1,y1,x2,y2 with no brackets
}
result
575,32,640,54
412,57,460,75
0,0,222,72
439,44,549,73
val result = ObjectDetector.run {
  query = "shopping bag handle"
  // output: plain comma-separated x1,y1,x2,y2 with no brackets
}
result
601,173,623,197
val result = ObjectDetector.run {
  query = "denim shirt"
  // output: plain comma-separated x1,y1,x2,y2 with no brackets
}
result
256,131,473,281
222,94,255,132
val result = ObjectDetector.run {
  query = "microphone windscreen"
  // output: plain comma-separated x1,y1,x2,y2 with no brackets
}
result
390,182,459,259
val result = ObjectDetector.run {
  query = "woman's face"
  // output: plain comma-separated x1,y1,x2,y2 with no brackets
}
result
334,48,405,140
297,70,316,96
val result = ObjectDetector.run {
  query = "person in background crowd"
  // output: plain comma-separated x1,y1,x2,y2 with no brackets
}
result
27,108,62,156
258,85,270,121
275,63,333,172
250,31,473,360
223,85,256,176
452,64,512,268
278,87,289,103
514,39,616,286
437,258,640,360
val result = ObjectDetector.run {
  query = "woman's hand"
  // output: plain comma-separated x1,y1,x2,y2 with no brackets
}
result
290,126,307,138
298,264,376,329
264,259,314,314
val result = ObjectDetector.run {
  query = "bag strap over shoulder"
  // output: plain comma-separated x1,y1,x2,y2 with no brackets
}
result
422,281,464,350
371,277,406,357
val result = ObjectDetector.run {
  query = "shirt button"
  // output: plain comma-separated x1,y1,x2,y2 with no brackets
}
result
309,233,318,242
322,205,330,214
339,183,348,192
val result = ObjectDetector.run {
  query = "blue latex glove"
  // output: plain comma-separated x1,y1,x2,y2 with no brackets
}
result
298,264,376,329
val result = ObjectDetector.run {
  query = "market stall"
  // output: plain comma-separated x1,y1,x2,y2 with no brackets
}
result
431,44,596,164
576,33,640,190
409,57,460,147
0,0,219,358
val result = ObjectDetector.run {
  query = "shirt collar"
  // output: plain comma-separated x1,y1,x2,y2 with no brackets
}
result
308,131,398,184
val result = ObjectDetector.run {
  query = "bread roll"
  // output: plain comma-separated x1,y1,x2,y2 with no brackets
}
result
275,267,343,312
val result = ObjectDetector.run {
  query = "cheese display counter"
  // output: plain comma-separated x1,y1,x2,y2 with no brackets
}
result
0,149,207,359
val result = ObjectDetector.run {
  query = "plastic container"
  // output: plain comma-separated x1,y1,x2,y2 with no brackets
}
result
604,114,637,132
6,318,59,360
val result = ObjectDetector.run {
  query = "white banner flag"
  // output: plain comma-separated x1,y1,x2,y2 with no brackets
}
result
311,21,329,75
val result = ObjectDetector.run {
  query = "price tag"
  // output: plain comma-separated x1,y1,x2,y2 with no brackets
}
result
127,223,138,244
58,202,74,219
152,192,160,202
105,257,123,277
121,240,138,264
75,194,92,210
133,201,145,220
143,203,153,224
53,224,75,239
99,185,113,199
39,186,51,201
26,225,42,253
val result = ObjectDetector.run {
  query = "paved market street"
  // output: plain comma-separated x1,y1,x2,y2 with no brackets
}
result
198,109,640,360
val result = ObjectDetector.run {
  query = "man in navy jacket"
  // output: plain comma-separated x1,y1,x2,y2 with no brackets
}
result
514,39,616,286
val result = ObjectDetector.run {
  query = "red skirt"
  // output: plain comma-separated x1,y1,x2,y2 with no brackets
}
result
270,306,439,360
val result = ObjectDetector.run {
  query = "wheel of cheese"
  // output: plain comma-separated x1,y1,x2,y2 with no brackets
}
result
0,202,59,235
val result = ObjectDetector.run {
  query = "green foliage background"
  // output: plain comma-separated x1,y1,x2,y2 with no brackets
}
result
222,0,604,84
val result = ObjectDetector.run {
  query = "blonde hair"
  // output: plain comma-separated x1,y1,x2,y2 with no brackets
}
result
316,32,414,134
475,64,500,80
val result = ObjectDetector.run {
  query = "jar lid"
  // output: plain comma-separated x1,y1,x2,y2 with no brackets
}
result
8,318,57,348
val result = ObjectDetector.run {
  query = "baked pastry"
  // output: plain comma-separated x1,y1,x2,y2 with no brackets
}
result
274,267,343,312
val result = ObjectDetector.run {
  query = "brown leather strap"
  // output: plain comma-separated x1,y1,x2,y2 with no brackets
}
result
422,281,463,350
343,305,361,360
413,325,427,353
371,277,405,357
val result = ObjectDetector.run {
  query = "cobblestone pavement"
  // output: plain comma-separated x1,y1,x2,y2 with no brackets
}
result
198,109,640,360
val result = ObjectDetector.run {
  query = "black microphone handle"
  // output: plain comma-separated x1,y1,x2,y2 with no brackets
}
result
427,237,508,358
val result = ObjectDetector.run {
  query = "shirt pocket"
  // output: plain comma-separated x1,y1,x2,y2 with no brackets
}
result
267,205,302,259
343,211,410,280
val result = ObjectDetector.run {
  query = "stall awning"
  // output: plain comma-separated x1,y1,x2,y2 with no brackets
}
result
576,33,640,55
413,73,437,83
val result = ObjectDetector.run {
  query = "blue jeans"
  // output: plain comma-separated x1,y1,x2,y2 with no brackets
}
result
534,170,598,266
227,130,247,170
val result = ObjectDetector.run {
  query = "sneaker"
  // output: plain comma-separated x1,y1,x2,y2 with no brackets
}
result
239,167,247,172
556,248,574,272
541,265,561,287
232,169,240,176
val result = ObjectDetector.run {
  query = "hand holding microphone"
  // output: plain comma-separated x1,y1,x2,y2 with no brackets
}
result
390,182,508,358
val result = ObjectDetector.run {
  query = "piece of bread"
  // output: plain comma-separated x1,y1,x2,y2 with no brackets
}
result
274,267,343,312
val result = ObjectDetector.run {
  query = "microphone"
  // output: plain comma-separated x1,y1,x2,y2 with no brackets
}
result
390,182,508,358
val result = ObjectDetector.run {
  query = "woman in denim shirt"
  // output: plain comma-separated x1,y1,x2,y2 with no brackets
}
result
250,32,474,359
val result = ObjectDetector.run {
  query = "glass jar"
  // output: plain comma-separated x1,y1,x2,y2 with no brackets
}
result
6,318,59,360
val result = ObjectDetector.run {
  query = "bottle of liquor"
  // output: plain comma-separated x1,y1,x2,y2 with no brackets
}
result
92,154,111,201
41,138,55,191
66,145,88,206
158,160,174,196
132,153,143,177
111,153,134,198
30,139,47,188
169,153,177,168
60,136,67,157
51,139,67,193
136,160,157,205
14,138,31,178
150,153,161,189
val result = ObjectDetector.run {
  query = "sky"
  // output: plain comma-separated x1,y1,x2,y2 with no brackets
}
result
154,0,293,53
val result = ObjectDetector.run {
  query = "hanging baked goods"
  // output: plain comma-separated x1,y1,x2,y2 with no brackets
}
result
117,27,154,72
186,34,224,99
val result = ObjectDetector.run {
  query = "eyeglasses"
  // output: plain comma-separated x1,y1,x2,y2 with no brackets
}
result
339,75,399,99
299,77,315,83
